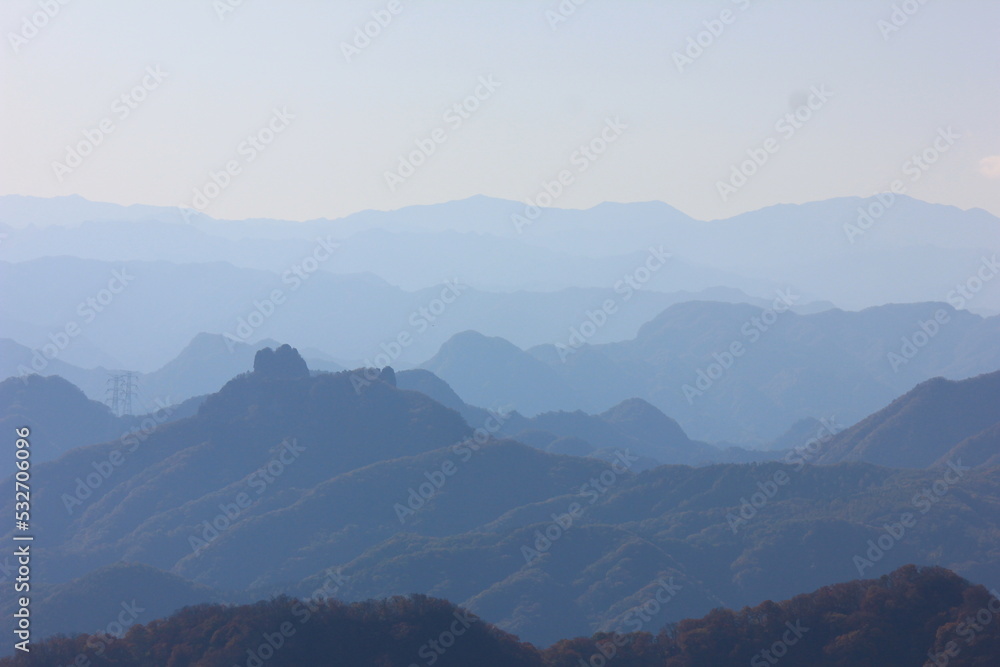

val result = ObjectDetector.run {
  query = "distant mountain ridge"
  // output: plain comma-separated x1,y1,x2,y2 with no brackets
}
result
0,257,784,373
2,193,997,311
425,301,1000,442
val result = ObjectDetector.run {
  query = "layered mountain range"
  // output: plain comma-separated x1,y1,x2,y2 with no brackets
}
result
3,346,998,647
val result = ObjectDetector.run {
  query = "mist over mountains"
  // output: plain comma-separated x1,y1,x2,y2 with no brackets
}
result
6,0,1000,661
427,302,1000,442
5,297,998,446
0,256,762,373
3,346,1000,649
2,193,998,445
3,193,998,307
1,193,998,661
2,194,997,313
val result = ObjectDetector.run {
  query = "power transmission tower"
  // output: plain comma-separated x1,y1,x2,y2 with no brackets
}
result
106,371,139,417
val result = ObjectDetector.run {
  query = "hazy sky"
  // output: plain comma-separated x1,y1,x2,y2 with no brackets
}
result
2,0,998,221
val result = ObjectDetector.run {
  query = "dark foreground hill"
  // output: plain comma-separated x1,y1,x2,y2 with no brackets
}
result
4,565,998,666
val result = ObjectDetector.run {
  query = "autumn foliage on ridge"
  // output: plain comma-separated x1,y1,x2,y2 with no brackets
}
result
5,565,999,667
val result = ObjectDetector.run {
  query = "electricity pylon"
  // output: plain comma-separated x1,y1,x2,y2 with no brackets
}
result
106,371,139,417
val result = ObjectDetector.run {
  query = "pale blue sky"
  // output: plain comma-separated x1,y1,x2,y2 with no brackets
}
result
2,0,998,221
